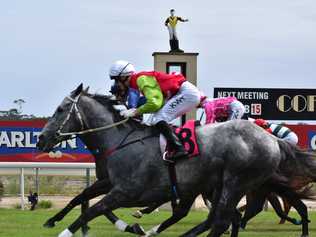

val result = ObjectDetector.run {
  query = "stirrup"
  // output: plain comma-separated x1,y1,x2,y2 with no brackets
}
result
163,151,174,163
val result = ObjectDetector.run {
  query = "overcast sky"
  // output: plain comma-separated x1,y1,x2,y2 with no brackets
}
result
1,0,316,116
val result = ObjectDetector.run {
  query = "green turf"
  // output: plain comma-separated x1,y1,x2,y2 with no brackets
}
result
0,208,316,236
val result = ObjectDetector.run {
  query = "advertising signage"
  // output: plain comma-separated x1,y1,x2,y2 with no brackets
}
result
214,88,316,120
0,120,93,163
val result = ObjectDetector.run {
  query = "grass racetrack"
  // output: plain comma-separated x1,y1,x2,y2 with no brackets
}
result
1,208,316,237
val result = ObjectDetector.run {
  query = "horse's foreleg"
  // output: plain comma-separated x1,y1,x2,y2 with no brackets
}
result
58,189,146,237
44,179,110,228
143,198,195,237
132,202,163,219
180,187,222,237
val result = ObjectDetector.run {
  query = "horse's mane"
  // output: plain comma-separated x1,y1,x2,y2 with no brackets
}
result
79,92,155,131
89,93,121,113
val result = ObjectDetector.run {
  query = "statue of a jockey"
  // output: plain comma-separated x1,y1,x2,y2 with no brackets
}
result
165,9,188,53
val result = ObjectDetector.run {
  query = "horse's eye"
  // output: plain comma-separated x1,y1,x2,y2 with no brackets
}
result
57,107,64,113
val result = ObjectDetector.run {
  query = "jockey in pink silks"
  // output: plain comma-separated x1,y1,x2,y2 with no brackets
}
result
200,96,245,124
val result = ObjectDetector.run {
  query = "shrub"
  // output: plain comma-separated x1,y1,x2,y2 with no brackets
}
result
0,180,3,201
13,203,21,209
38,200,53,209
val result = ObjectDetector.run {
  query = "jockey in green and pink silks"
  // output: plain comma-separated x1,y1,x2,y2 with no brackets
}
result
109,60,201,160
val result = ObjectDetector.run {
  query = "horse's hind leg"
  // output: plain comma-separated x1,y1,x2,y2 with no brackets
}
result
207,171,269,237
268,194,299,225
279,190,309,237
240,190,267,229
44,179,110,228
58,189,146,237
279,197,291,224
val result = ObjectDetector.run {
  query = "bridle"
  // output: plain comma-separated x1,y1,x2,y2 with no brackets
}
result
54,92,155,158
56,93,128,137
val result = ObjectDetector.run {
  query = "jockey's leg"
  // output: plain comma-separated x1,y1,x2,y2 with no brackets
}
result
228,100,245,120
283,132,299,145
156,120,188,160
151,82,200,161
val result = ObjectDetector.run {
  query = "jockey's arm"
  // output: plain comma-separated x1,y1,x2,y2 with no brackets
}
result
127,88,141,108
135,75,164,115
164,18,169,26
178,17,188,22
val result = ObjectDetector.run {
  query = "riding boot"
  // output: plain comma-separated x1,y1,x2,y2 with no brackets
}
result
155,121,188,161
169,40,174,52
174,40,184,53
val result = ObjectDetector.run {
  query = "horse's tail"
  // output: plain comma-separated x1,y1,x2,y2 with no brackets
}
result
278,139,316,182
267,172,316,200
295,184,316,200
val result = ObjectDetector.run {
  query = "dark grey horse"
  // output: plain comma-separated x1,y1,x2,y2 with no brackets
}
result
36,84,306,237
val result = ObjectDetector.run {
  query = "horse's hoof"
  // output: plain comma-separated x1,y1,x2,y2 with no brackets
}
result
132,210,143,219
293,219,302,225
133,223,146,235
125,223,145,235
58,229,73,237
224,230,230,235
43,219,55,228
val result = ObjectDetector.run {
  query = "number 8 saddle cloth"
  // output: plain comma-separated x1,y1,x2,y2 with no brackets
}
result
160,120,201,158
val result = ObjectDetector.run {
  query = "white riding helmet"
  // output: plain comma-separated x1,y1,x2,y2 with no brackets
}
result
109,60,135,80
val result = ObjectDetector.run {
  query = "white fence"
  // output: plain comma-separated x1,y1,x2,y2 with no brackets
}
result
0,162,95,210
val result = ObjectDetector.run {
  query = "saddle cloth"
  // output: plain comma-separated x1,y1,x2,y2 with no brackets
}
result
160,120,201,158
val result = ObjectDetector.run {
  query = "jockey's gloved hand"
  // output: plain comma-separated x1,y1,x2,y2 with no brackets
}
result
120,108,138,118
112,104,128,112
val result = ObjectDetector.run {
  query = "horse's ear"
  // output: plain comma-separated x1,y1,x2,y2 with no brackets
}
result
84,86,90,93
72,83,83,96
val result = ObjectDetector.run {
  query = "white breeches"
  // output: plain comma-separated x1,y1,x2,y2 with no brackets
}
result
168,25,178,40
228,100,245,120
283,132,299,145
146,81,201,125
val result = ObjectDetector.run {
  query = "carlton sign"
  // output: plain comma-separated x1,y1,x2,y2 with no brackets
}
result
214,88,316,120
0,120,93,163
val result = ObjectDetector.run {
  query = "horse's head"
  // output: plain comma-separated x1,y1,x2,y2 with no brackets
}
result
37,83,127,152
36,84,87,152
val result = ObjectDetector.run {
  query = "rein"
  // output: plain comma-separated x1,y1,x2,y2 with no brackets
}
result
56,94,129,137
55,92,156,157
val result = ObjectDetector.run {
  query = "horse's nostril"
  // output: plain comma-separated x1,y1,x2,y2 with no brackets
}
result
38,134,44,140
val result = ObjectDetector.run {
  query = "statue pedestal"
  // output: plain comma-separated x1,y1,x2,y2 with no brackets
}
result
152,52,199,123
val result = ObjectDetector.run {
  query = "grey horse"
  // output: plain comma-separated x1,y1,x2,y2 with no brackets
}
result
37,84,311,237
